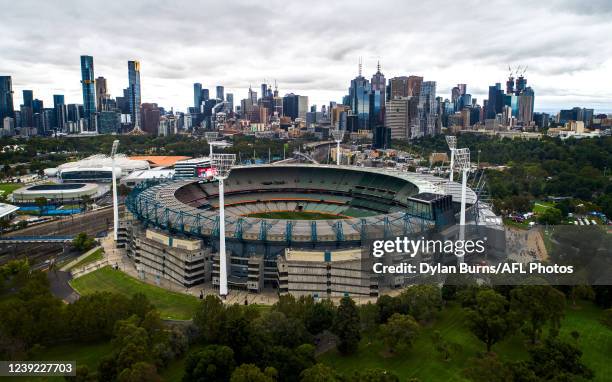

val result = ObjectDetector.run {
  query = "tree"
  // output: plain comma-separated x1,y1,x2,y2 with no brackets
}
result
193,295,226,344
602,308,612,329
72,232,96,252
117,362,161,382
463,353,513,382
230,364,275,382
398,285,443,323
332,297,361,355
570,285,595,307
299,363,342,382
465,289,515,352
303,300,335,335
351,368,400,382
537,207,562,225
380,313,420,353
183,345,236,382
511,285,566,344
526,337,594,381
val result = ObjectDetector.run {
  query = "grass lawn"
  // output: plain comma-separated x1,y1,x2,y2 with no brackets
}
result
247,211,347,220
533,201,555,215
320,301,611,382
0,182,22,197
70,266,200,320
69,248,104,270
3,341,113,382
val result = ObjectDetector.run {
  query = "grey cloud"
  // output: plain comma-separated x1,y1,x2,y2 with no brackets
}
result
0,0,610,111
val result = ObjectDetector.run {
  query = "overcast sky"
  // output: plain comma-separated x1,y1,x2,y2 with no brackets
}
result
2,0,612,113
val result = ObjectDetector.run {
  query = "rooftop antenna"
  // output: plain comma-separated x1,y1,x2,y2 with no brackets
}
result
110,140,120,242
377,60,381,73
358,57,362,77
445,135,457,182
211,153,236,298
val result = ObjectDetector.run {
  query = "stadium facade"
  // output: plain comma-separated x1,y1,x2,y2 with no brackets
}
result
122,164,501,296
44,154,150,182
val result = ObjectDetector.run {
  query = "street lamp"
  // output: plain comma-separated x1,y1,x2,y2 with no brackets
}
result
331,129,345,165
445,135,457,182
110,140,119,242
211,153,236,297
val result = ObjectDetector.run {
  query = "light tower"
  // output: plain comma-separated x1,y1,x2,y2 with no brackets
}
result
204,131,219,159
110,140,120,242
211,153,236,297
445,135,457,182
454,148,471,243
331,129,345,165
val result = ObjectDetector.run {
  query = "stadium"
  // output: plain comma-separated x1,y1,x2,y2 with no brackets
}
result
12,183,103,204
123,164,501,295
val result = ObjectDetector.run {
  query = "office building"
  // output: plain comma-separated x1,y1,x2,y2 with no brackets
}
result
128,60,141,128
226,93,234,113
216,85,224,101
0,76,14,121
98,110,121,134
346,63,371,130
22,90,33,108
95,77,109,111
80,55,96,118
194,83,202,110
140,103,160,135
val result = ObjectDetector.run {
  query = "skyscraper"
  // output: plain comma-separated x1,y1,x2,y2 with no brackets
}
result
0,76,14,121
216,86,224,101
53,94,66,132
80,55,96,118
128,60,141,128
486,83,504,119
346,60,371,130
95,77,109,111
194,83,202,110
22,90,33,108
416,81,437,137
201,88,210,102
226,93,234,113
371,61,386,105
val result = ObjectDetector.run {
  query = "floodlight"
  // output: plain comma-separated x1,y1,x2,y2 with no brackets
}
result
211,153,236,296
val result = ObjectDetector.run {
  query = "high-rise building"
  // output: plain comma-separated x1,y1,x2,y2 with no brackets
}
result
371,61,386,105
416,81,438,137
216,85,224,101
22,90,33,108
0,76,14,121
32,99,43,115
98,110,121,134
140,103,160,135
518,87,534,125
282,94,308,121
515,76,527,95
194,83,202,110
201,88,210,102
53,94,66,132
486,83,504,119
389,76,409,99
406,76,423,97
226,93,234,113
80,55,96,118
128,60,141,128
248,86,257,104
346,61,371,130
385,97,413,140
95,77,109,111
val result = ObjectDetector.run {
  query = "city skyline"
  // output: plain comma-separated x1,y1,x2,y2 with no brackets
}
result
1,0,612,113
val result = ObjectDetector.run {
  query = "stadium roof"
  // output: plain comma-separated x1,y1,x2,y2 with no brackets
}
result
129,156,191,168
0,203,19,219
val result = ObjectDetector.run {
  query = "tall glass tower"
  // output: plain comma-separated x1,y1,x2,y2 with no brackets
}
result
0,76,14,120
128,60,141,128
80,55,96,118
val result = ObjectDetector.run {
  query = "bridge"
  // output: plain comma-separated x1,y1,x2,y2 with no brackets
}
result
0,235,75,244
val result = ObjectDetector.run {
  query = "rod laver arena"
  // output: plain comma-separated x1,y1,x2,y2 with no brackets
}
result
122,163,503,297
